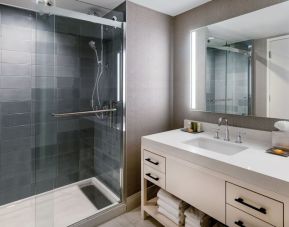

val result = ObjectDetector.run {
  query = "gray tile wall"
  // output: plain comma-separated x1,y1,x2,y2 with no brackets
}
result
0,5,35,204
0,4,123,205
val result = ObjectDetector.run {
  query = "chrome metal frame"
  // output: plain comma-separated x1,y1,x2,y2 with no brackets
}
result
52,108,117,118
121,21,127,207
73,203,127,227
37,4,123,28
0,2,122,28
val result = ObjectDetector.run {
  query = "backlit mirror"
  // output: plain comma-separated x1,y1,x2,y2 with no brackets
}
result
191,1,289,119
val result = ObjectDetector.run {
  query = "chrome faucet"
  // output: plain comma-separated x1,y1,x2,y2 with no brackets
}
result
218,117,230,141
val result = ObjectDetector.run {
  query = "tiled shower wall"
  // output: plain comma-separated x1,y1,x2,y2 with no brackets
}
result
0,4,123,205
0,5,36,205
206,48,250,115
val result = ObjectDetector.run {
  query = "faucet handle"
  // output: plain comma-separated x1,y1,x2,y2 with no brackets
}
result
218,117,223,126
235,130,245,143
214,128,220,139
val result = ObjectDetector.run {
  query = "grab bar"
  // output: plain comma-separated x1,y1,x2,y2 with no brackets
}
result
52,108,117,118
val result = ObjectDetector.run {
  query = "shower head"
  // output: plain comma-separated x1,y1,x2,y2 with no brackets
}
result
89,40,96,50
89,40,101,64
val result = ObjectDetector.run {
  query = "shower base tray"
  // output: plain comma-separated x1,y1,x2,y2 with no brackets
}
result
0,177,119,227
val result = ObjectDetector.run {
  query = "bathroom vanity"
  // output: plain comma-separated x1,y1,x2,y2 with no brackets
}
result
141,121,289,227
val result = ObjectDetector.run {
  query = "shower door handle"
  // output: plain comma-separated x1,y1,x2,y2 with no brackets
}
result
52,108,117,118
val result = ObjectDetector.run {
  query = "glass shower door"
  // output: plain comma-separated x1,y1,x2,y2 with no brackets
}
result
226,49,251,115
34,5,124,227
206,44,252,115
34,8,57,227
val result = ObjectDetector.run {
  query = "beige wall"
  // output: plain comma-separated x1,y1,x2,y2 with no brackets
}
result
173,0,285,131
126,2,173,197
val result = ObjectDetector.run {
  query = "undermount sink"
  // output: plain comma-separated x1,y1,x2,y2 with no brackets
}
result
184,137,248,155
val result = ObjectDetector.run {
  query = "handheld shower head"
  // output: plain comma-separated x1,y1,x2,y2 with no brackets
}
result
89,40,96,50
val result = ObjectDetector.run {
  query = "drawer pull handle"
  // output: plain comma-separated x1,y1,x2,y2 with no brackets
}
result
234,220,246,227
145,173,159,181
235,198,267,214
145,158,159,165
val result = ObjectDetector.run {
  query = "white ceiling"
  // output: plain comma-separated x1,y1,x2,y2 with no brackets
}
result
207,1,289,44
128,0,211,16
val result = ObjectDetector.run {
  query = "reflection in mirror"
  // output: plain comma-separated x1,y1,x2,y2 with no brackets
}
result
190,1,289,119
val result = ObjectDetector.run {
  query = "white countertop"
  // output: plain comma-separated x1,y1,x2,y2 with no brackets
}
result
142,128,289,197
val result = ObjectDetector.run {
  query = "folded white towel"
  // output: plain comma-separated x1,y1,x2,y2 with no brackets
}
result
185,223,199,227
157,199,180,219
186,217,200,227
274,121,289,132
185,224,194,227
158,206,184,225
157,189,187,210
185,207,204,221
185,217,201,225
200,214,216,227
212,222,226,227
186,215,200,223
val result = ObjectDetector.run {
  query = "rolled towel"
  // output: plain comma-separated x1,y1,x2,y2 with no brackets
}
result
212,222,226,227
185,207,204,221
200,215,217,227
185,223,199,227
157,199,180,219
185,224,195,227
274,121,289,132
158,206,185,225
157,189,187,210
186,217,200,227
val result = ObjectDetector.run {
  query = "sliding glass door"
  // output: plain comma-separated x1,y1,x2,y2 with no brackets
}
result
34,5,124,226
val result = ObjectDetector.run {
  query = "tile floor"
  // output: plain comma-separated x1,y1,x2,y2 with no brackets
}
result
99,207,162,227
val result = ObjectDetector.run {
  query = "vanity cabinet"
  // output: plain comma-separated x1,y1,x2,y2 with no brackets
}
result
144,150,166,173
226,204,274,227
226,182,283,227
141,148,286,227
143,150,166,189
144,165,166,188
166,158,225,223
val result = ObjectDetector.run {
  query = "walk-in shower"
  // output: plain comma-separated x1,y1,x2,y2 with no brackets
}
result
0,1,125,227
206,40,252,115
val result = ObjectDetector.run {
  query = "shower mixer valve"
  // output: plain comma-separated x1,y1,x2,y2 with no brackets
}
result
36,0,53,6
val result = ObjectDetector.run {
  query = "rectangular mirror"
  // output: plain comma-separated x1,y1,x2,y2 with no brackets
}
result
191,1,289,119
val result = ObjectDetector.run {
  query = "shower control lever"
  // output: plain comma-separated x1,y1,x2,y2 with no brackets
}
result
52,108,117,118
235,130,245,143
218,117,230,141
214,128,220,139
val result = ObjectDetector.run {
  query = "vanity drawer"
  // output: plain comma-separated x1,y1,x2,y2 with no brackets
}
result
143,150,165,173
226,204,274,227
144,164,165,189
226,182,283,227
